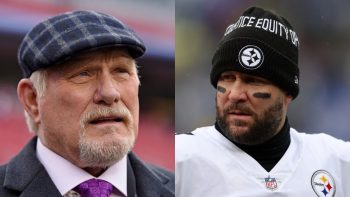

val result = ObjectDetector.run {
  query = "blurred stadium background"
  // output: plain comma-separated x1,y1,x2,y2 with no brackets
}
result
176,0,350,141
0,0,174,171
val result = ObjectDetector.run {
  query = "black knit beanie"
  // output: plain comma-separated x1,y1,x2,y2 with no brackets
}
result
211,7,300,98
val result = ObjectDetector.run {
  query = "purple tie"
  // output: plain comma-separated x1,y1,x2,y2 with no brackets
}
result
75,179,113,197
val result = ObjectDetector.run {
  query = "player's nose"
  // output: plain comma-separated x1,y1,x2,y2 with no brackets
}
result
227,81,248,102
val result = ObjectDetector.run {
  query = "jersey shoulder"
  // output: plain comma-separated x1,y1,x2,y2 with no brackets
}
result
292,128,348,146
175,126,216,161
291,128,350,159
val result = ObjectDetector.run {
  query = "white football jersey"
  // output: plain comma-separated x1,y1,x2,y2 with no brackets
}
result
176,126,350,197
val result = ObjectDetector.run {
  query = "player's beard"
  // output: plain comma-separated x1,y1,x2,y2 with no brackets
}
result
78,105,136,168
216,96,283,145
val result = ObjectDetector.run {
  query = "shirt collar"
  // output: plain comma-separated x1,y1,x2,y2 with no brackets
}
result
36,138,127,196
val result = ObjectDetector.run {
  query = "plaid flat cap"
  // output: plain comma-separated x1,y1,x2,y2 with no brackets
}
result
18,10,146,78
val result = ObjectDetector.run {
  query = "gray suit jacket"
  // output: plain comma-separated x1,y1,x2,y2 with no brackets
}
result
0,137,174,197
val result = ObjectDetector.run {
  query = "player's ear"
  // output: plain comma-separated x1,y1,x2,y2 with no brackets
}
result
284,93,293,105
17,79,40,123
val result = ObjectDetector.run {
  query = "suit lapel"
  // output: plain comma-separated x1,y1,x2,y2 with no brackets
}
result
3,138,173,197
3,137,61,196
128,152,174,197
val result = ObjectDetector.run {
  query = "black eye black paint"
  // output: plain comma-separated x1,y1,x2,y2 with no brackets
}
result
217,86,227,93
253,92,271,99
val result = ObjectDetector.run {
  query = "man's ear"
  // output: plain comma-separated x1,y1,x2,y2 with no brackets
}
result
284,93,293,105
17,79,40,123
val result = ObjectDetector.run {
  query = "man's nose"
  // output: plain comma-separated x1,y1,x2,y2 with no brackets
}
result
226,81,248,102
93,74,120,105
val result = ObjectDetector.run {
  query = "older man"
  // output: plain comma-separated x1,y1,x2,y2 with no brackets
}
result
0,10,174,197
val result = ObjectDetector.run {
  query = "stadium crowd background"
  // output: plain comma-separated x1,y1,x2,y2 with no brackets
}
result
176,0,350,141
0,0,174,171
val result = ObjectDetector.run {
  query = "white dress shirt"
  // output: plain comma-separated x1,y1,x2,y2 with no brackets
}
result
36,138,127,197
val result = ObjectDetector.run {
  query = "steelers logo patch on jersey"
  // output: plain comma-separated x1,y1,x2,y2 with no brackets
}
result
311,170,336,197
238,45,264,69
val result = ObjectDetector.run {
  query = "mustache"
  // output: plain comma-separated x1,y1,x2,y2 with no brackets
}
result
223,102,255,115
80,104,132,128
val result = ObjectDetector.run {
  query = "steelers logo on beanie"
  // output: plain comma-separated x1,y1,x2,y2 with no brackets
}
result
211,6,300,98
